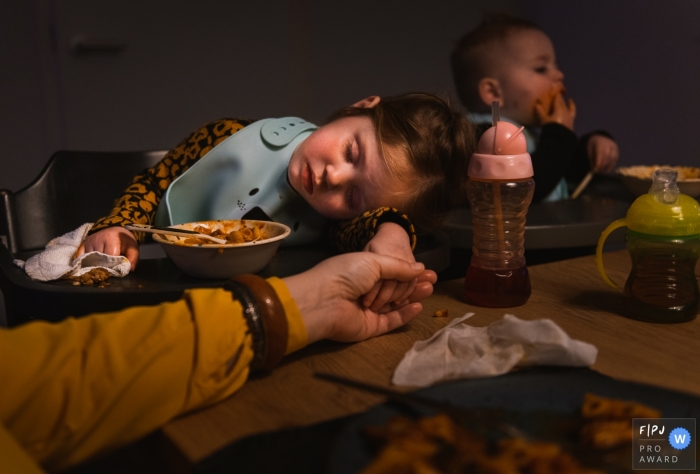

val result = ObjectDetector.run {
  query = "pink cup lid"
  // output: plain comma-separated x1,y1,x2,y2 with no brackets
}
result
468,121,533,179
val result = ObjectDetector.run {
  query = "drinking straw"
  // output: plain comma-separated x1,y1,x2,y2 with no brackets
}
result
492,180,506,257
490,102,506,259
491,101,500,153
501,126,525,150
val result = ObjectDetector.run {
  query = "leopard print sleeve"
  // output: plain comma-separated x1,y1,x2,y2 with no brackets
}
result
330,207,417,253
90,118,254,241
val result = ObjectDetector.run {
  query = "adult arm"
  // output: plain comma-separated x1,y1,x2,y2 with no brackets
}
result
0,254,432,472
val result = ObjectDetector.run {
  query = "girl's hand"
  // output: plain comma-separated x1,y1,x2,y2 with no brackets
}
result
587,134,619,174
361,223,418,312
77,227,140,270
535,86,576,131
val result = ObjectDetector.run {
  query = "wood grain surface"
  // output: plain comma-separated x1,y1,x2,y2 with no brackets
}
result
160,250,700,465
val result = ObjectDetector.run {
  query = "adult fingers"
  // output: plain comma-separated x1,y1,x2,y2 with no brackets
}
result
361,281,383,308
393,279,417,307
372,302,423,337
417,270,438,285
376,281,434,313
369,280,399,313
374,255,425,282
408,281,435,303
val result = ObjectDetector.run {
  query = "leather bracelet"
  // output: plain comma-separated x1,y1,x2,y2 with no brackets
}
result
222,280,266,370
231,275,288,371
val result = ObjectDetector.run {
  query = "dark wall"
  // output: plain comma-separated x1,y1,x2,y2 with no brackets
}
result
527,0,700,169
2,1,698,193
0,0,518,191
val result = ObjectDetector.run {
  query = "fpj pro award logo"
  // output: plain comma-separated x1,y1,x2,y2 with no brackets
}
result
633,418,695,470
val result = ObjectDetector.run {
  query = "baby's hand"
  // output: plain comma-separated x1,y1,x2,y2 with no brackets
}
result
535,86,576,131
361,222,417,312
587,134,619,174
77,226,140,270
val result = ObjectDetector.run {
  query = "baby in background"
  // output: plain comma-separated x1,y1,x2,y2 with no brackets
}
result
451,13,619,202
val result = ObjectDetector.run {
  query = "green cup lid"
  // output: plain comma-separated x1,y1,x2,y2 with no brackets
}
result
626,169,700,236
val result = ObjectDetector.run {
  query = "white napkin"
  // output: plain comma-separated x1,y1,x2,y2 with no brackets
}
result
392,313,597,387
13,223,131,281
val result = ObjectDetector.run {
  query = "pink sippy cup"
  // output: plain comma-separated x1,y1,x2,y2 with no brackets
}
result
463,102,535,307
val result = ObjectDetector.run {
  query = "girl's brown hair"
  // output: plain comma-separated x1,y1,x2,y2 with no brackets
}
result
326,92,475,232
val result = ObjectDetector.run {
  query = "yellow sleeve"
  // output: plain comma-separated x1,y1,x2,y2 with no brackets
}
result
0,425,45,474
0,280,305,472
266,276,308,354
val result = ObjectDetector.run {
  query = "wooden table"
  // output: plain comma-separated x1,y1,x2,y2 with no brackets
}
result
155,249,700,470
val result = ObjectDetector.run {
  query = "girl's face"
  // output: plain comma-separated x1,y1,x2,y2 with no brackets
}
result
493,29,564,127
288,115,404,219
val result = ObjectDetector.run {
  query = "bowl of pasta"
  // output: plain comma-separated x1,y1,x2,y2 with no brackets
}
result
152,219,290,278
617,165,700,198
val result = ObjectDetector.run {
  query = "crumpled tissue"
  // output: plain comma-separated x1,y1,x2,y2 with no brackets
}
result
14,223,131,281
392,313,597,387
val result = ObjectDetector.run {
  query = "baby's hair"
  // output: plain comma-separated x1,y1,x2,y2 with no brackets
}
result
325,92,475,232
450,12,541,111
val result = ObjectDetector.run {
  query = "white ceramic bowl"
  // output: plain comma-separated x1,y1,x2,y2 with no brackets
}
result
617,166,700,198
153,220,291,279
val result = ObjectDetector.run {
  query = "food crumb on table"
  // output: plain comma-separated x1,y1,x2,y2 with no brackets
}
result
432,309,449,318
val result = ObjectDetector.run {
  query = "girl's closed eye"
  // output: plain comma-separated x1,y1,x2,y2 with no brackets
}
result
534,65,548,74
345,141,355,163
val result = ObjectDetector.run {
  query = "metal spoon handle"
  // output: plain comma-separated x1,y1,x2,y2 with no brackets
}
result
124,224,227,245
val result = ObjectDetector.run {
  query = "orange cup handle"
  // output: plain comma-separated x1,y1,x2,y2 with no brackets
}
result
596,219,627,290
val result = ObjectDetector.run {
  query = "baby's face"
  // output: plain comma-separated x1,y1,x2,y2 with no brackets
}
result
288,115,405,219
493,29,564,127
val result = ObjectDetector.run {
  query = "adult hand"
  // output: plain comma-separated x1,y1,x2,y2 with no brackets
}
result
77,227,140,270
283,252,434,344
535,86,576,131
587,134,619,174
362,222,417,312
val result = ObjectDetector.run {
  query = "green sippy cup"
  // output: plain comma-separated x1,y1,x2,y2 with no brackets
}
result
596,168,700,322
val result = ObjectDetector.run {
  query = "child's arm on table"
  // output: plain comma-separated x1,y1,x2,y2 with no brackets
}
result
80,118,253,269
329,208,429,311
361,222,427,312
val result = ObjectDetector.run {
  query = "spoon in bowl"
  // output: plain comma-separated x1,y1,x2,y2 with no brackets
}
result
124,224,227,245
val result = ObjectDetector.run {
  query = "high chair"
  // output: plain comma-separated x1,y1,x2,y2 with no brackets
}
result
0,149,166,326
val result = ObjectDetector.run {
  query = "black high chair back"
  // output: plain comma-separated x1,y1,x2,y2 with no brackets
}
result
1,150,166,255
0,150,166,327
